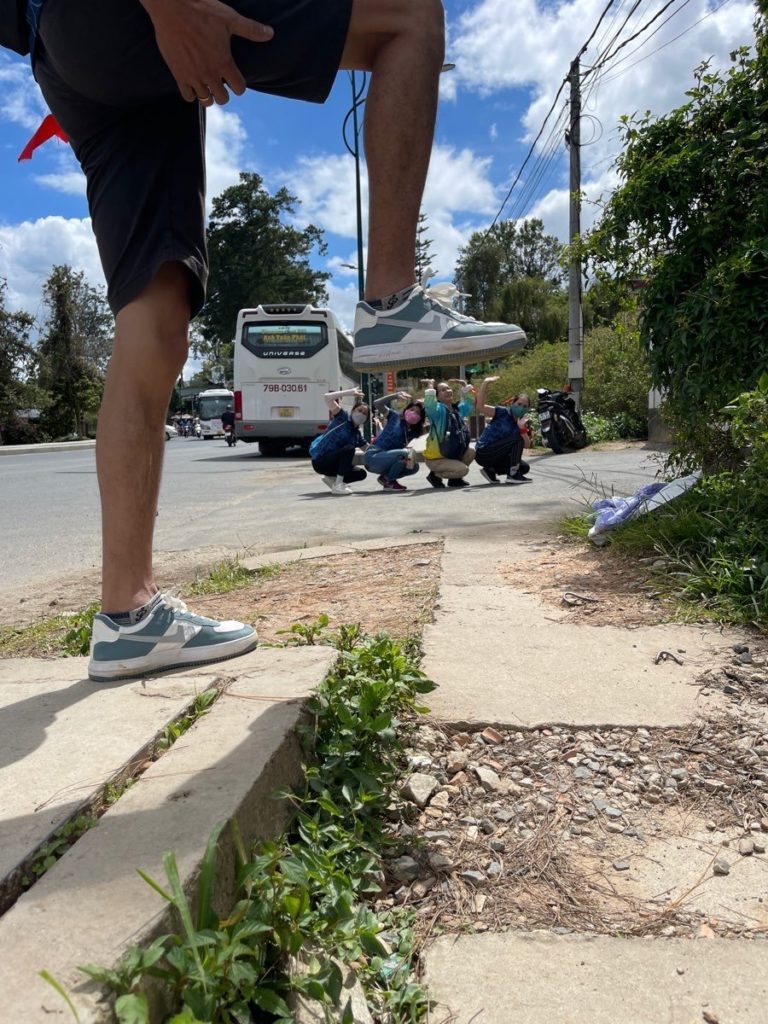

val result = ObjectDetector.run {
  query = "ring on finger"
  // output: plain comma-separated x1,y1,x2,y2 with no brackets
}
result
197,87,214,105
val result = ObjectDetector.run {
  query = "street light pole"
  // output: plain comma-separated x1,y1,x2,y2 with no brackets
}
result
349,71,366,305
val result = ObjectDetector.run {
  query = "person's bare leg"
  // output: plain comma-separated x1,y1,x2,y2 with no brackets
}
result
340,0,445,301
97,262,190,612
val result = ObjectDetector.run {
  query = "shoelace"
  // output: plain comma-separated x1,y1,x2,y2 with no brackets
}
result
160,592,189,616
422,293,477,324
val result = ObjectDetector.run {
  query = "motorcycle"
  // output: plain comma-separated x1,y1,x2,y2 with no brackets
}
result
194,421,202,439
224,423,236,447
536,387,589,454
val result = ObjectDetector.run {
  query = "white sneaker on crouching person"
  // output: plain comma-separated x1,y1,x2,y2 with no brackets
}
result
330,482,353,496
353,284,527,371
88,593,257,682
321,476,335,491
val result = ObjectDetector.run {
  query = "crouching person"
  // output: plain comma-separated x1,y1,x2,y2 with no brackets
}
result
364,391,426,492
309,388,368,496
422,378,475,489
474,376,529,484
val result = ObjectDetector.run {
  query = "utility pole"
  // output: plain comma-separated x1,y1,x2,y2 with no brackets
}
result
567,56,584,409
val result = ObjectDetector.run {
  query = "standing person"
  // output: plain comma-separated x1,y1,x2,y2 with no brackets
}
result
5,0,527,682
309,388,368,496
422,379,475,489
364,391,425,492
474,378,532,484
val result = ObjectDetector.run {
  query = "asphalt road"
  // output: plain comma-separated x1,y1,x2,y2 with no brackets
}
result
0,438,661,594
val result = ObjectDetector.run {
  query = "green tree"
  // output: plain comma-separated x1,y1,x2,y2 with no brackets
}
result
455,218,566,328
196,173,330,369
496,277,568,346
37,266,111,438
577,11,768,460
0,281,38,442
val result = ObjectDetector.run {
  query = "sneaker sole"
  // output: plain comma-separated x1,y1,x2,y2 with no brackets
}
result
352,329,527,372
88,632,259,683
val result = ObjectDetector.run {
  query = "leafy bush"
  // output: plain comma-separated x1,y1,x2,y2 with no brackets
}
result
1,417,49,446
607,376,768,626
486,317,650,438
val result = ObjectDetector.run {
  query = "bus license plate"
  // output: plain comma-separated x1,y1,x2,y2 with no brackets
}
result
277,407,295,418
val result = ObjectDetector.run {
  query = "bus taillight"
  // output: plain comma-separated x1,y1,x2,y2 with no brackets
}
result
234,390,243,420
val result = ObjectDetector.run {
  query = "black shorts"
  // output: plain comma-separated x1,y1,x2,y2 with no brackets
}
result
33,0,353,316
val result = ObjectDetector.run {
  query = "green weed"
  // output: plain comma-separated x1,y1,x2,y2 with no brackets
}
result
156,688,219,752
277,612,330,646
23,815,96,886
0,602,98,659
70,629,436,1024
187,557,280,597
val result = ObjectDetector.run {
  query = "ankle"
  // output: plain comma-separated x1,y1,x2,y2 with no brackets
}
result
101,585,158,616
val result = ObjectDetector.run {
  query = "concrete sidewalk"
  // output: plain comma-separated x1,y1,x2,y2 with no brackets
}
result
0,439,96,457
0,647,335,1022
419,531,764,1023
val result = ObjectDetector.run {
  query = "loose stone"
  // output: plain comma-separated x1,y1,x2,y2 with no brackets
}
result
713,858,731,876
739,838,755,856
401,773,439,808
390,856,420,883
613,861,630,871
460,870,487,886
475,766,502,792
428,852,454,872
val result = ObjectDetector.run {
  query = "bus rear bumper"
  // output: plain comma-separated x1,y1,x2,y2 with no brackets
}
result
236,420,322,443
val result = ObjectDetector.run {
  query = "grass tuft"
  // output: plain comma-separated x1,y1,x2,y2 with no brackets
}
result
186,557,280,597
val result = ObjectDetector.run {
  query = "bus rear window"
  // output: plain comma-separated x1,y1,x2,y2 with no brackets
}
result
242,321,328,358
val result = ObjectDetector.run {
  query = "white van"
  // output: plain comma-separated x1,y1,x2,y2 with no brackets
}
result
233,303,359,456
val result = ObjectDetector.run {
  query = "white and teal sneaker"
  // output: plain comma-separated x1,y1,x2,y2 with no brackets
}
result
88,593,257,682
352,285,527,371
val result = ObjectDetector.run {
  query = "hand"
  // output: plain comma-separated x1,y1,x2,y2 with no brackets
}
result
419,378,435,388
141,0,273,104
448,378,467,387
354,389,365,399
483,375,500,385
398,391,412,401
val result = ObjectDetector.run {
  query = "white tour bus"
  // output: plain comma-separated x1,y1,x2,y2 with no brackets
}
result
196,387,234,439
233,303,358,456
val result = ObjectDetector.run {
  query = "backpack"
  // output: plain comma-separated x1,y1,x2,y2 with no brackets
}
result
439,407,470,461
1,0,30,55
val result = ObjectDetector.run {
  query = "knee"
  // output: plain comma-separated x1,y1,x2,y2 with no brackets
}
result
415,0,445,62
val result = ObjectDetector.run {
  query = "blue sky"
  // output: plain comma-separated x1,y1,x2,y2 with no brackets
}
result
0,0,757,357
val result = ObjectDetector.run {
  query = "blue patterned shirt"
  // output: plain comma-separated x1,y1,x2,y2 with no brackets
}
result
309,410,364,460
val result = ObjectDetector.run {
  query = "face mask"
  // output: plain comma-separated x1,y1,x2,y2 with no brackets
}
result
351,411,367,426
510,404,527,418
404,409,422,425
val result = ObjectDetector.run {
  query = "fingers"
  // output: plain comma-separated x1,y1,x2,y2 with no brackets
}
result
231,13,274,43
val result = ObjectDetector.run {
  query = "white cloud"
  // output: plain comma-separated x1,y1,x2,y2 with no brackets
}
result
33,169,86,196
489,123,498,141
284,142,500,297
0,215,102,319
0,54,46,131
450,0,756,238
205,106,251,208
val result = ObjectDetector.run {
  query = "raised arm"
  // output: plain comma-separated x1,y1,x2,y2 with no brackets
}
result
324,387,362,416
475,376,500,418
374,390,411,411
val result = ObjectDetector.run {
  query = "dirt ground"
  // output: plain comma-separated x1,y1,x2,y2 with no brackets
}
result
189,544,441,645
501,538,679,628
0,543,442,657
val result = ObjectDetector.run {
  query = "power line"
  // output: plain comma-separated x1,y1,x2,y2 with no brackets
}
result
584,0,696,81
598,0,732,84
480,0,622,237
